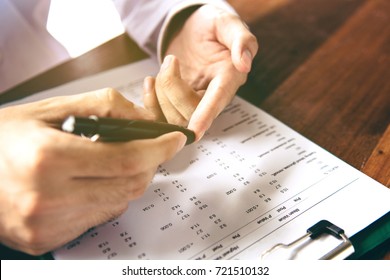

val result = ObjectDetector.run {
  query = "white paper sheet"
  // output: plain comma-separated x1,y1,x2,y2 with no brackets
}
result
3,59,389,260
2,59,158,107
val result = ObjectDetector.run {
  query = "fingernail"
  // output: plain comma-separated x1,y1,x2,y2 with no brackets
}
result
241,49,253,72
176,133,187,152
197,131,205,141
143,77,154,94
161,55,172,71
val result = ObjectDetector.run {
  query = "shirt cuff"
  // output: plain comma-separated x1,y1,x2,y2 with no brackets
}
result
157,0,237,64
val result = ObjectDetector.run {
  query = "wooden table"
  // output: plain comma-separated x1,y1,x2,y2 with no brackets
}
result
1,0,389,259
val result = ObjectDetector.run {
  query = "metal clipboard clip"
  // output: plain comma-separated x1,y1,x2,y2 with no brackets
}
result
261,220,355,260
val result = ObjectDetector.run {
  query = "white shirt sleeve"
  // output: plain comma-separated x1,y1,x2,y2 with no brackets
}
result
112,0,236,62
0,0,69,93
0,0,236,94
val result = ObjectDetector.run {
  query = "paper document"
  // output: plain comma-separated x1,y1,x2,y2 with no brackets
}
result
4,59,389,260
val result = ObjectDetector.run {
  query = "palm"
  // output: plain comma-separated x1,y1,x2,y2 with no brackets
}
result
154,4,258,136
165,6,238,92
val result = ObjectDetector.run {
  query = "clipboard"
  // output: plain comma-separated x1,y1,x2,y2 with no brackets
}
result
1,212,389,260
347,211,390,259
260,211,390,260
2,59,389,261
260,220,355,260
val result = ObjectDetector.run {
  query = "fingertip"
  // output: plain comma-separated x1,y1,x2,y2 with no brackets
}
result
143,77,155,108
160,55,183,79
232,28,258,73
240,49,253,73
161,55,179,72
161,55,173,71
175,132,188,152
188,118,209,142
144,76,155,89
163,131,187,153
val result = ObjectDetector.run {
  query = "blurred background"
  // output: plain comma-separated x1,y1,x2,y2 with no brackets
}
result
47,0,124,58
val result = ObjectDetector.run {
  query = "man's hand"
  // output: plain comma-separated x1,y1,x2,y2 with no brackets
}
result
0,89,187,255
146,4,258,139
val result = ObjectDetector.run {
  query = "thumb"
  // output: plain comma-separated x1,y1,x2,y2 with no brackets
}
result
28,88,155,122
215,13,258,73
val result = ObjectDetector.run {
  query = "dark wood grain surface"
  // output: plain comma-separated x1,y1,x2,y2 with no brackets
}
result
1,0,388,259
231,0,389,187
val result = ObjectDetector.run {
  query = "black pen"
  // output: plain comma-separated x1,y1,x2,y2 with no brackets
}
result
61,115,196,145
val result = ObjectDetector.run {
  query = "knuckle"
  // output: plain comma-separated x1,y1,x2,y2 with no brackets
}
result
116,143,160,176
117,154,142,176
94,88,129,116
23,139,57,187
97,87,121,101
215,9,239,29
166,115,189,127
127,172,154,200
16,191,41,218
14,196,49,255
16,190,53,222
158,76,176,91
104,87,123,102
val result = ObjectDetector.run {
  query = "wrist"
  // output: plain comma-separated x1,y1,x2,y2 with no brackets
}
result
159,5,201,60
157,0,237,63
